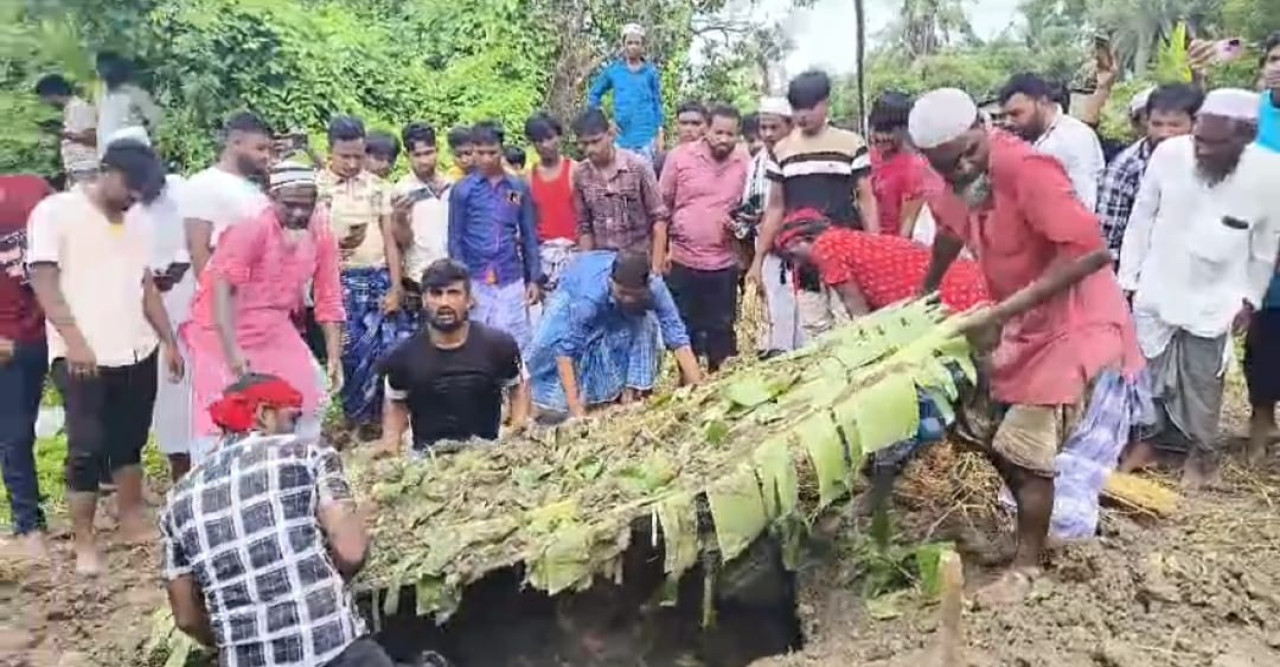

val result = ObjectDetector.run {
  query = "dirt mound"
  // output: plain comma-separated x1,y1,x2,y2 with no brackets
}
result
756,463,1280,667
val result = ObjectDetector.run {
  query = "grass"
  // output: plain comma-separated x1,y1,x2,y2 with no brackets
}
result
0,381,169,530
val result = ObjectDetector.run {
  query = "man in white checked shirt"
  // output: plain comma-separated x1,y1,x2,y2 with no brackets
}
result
160,374,392,666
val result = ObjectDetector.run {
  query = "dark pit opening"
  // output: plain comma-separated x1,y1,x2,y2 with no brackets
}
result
365,528,804,666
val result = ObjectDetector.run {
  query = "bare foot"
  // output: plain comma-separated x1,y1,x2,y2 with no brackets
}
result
1118,440,1160,474
1180,455,1219,492
974,567,1039,608
74,545,105,577
18,532,50,561
118,511,157,545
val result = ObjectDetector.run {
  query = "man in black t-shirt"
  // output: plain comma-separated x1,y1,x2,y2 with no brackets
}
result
378,260,529,455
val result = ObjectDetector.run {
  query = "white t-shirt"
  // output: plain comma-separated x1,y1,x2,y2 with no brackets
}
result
393,173,451,284
26,190,158,366
180,167,269,247
1032,108,1104,210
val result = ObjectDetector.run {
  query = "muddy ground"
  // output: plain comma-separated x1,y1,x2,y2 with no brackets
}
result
3,392,1280,666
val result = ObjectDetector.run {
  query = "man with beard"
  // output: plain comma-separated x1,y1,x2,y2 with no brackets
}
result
999,72,1104,209
1118,89,1280,488
182,162,344,465
741,97,801,355
571,108,669,271
27,140,184,575
659,104,749,372
1096,84,1202,261
526,250,701,419
909,88,1143,605
378,259,529,455
1246,33,1280,466
183,112,273,276
749,70,879,341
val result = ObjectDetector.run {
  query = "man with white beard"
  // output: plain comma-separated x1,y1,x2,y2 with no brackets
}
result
1118,88,1280,489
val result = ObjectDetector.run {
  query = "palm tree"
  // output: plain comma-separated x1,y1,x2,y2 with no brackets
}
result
883,0,976,58
1090,0,1224,75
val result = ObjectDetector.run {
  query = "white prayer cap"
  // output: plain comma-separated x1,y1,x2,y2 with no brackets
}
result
758,96,792,118
622,23,645,39
908,88,978,150
106,126,151,148
1129,86,1156,115
1199,88,1260,122
269,160,316,192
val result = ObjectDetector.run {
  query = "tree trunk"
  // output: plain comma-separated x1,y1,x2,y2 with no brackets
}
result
854,0,867,133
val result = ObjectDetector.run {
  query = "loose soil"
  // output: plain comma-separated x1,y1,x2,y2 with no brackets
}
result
3,393,1280,667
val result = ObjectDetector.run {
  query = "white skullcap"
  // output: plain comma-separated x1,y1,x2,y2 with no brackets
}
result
269,160,316,192
758,96,792,118
106,126,151,148
1129,86,1156,115
622,23,645,39
908,88,978,150
1200,88,1260,122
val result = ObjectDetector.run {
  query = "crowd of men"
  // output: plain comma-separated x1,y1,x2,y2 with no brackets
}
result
2,21,1280,667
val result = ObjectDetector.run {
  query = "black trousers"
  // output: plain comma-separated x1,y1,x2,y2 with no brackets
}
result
1245,308,1280,407
51,351,157,493
324,638,396,667
666,262,739,370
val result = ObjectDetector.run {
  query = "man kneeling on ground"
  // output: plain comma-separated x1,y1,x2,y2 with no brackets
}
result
525,249,702,419
159,374,393,666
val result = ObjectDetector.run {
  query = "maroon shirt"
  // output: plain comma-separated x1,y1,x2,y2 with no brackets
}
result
0,175,52,343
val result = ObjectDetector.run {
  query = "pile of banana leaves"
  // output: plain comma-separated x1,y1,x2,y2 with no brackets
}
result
349,298,976,623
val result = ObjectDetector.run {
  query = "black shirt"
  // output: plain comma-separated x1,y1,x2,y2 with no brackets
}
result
380,323,523,450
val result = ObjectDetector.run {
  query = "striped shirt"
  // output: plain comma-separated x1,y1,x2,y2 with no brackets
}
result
765,126,872,228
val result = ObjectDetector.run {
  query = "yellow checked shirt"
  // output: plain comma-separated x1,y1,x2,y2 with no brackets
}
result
316,169,394,269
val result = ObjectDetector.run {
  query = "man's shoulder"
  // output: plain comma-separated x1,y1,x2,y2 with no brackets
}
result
775,126,866,160
468,322,520,353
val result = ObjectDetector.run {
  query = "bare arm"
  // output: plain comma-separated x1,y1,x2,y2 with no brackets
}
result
379,396,410,456
314,453,368,580
921,232,964,295
166,577,216,647
857,176,880,235
185,219,215,276
898,198,925,238
381,212,403,287
671,346,703,386
988,250,1111,325
29,265,91,354
556,356,586,418
212,276,244,372
142,273,177,347
507,377,531,428
751,181,786,271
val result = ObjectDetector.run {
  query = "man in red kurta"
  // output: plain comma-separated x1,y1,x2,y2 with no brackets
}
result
909,88,1142,605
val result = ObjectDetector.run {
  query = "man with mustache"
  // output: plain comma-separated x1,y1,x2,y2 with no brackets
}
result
909,88,1143,605
379,259,529,456
1118,88,1280,488
998,72,1104,209
1096,84,1203,262
525,250,701,420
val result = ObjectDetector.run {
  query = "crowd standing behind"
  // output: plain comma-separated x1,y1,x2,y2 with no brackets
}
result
1,21,1280,666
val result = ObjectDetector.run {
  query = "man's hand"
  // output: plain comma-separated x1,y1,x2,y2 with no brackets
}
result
1187,39,1216,74
652,252,671,276
66,341,97,378
1095,49,1119,90
339,225,368,251
525,283,543,306
327,357,344,393
163,341,185,383
391,194,413,221
228,349,250,378
1233,301,1255,336
382,285,403,314
0,337,13,365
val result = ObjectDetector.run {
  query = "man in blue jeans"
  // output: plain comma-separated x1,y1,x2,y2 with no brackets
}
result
0,174,53,559
588,23,666,162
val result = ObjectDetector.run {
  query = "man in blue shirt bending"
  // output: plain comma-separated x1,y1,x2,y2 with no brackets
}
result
448,123,542,351
588,23,666,163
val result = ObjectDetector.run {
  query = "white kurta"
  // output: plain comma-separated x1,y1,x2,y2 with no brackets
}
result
1118,136,1280,367
144,175,195,455
1033,107,1105,210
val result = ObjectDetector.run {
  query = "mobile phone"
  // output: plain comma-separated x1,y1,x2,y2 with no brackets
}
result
1215,38,1243,63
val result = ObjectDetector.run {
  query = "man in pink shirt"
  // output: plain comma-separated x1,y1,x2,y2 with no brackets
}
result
910,88,1143,605
658,104,750,371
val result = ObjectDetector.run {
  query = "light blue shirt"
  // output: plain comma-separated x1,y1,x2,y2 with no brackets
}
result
1257,93,1280,309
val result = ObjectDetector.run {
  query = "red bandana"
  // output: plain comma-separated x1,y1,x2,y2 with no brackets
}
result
209,378,304,434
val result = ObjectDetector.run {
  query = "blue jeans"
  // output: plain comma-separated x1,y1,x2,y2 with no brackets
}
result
0,339,48,534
